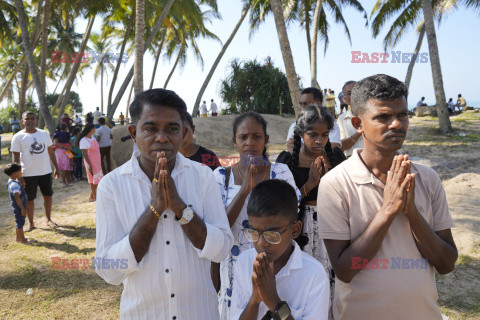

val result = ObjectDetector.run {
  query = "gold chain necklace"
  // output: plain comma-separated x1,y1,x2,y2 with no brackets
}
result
236,165,269,182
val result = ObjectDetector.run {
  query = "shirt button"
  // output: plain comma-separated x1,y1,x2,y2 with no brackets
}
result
165,269,169,273
171,293,175,298
166,241,170,245
173,317,176,320
164,214,168,219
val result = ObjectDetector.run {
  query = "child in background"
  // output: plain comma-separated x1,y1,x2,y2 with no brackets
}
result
4,163,35,244
53,123,73,186
230,179,329,320
71,127,83,182
77,123,103,202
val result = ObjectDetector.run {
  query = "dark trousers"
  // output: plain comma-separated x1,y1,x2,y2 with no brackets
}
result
74,157,83,179
100,146,112,174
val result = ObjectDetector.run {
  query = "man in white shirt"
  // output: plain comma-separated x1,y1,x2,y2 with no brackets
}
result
74,115,83,128
286,87,342,153
96,117,113,174
417,97,425,107
10,111,59,231
200,101,208,117
95,88,233,320
92,107,102,127
210,99,218,116
337,80,363,158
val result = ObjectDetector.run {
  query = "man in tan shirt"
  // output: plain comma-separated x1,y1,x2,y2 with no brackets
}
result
317,74,457,320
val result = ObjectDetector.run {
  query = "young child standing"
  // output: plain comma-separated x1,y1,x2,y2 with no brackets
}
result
4,163,34,244
230,179,329,320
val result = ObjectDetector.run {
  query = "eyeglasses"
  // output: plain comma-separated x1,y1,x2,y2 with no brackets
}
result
242,221,297,245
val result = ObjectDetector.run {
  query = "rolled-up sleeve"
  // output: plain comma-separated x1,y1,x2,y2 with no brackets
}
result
95,177,140,285
195,170,233,263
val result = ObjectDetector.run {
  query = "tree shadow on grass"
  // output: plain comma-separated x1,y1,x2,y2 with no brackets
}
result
53,224,96,240
33,241,95,254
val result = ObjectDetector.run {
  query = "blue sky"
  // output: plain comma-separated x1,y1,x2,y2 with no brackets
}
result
46,1,480,116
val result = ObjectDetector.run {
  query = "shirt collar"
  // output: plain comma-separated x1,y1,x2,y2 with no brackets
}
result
344,110,353,119
119,149,190,181
277,241,303,278
349,149,419,188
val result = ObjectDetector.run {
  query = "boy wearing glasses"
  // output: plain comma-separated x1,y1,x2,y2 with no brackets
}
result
230,179,329,320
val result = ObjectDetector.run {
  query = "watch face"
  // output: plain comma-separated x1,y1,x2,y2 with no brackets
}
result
277,303,291,320
180,207,194,224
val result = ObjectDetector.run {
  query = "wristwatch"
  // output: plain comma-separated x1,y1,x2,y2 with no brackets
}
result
178,205,194,225
272,301,291,320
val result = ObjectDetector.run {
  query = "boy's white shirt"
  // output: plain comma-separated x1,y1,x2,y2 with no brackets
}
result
229,241,330,320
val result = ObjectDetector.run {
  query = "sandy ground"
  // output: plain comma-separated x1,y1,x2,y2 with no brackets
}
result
0,112,479,319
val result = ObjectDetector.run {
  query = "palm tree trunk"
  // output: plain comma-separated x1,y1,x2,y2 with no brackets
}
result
19,66,29,121
134,0,145,95
163,43,185,88
192,7,249,117
101,65,104,113
55,15,96,125
149,34,166,89
108,16,133,113
310,0,322,89
421,0,452,134
107,0,175,120
126,82,134,123
405,24,425,90
40,0,50,92
304,0,312,64
270,0,301,116
13,0,55,134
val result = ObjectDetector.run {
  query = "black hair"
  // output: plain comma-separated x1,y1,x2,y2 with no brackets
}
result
184,112,194,130
22,111,36,119
247,179,298,220
342,81,356,92
449,98,453,102
233,111,268,158
98,117,106,125
458,94,462,97
60,123,67,130
4,163,22,176
72,126,82,136
290,105,345,248
129,88,187,125
76,123,95,148
290,106,334,171
351,74,408,117
301,87,323,103
421,97,425,100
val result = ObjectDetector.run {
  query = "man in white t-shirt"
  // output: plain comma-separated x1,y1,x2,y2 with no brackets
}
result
286,87,342,153
93,107,103,127
337,80,364,158
416,97,425,107
210,99,218,116
96,117,113,174
74,115,83,128
200,101,208,117
10,111,59,231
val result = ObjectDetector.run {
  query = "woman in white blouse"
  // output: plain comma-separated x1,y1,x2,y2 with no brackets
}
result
213,112,300,320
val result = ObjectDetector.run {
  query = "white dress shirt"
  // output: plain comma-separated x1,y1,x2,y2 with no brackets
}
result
336,110,364,157
95,150,234,320
287,121,342,146
230,241,330,320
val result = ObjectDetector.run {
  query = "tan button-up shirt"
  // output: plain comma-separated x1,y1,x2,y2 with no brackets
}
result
317,149,454,320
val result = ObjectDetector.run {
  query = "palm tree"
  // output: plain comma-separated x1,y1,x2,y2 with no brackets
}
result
107,0,175,120
192,5,249,117
270,0,301,115
422,0,452,134
13,0,55,133
90,32,112,113
371,0,458,89
134,0,145,95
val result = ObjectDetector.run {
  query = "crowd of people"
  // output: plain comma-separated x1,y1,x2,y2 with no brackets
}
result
5,74,459,319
